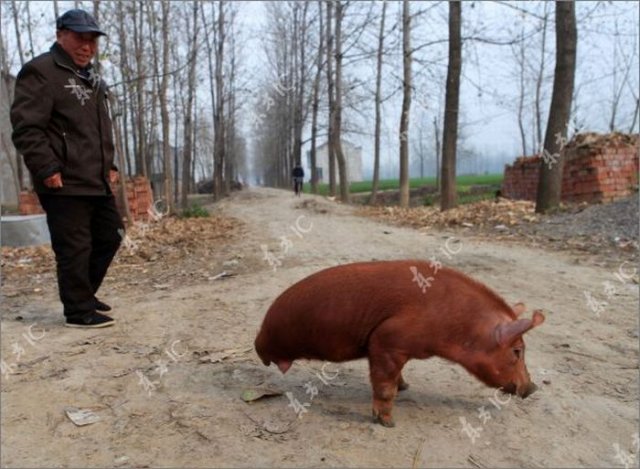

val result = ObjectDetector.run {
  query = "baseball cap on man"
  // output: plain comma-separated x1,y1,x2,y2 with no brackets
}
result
56,9,106,36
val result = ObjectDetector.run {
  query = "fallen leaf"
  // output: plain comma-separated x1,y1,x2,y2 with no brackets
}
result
241,388,283,402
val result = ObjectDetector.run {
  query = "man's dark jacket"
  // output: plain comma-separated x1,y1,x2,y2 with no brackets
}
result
11,42,116,195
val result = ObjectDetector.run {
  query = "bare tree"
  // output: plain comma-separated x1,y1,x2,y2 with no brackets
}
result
181,1,199,209
108,94,133,226
535,1,577,213
534,3,550,149
608,19,637,132
369,0,387,205
213,1,226,200
398,0,411,208
325,0,336,197
440,1,462,211
309,0,324,194
331,0,350,203
433,116,441,190
159,1,174,213
511,25,528,157
10,1,25,68
132,2,148,177
24,1,35,60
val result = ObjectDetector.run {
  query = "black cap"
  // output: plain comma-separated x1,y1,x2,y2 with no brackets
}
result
56,9,106,36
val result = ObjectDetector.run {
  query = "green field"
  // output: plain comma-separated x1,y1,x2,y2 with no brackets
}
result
304,174,504,198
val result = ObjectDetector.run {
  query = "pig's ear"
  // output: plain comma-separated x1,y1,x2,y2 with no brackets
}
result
512,302,526,316
495,311,546,347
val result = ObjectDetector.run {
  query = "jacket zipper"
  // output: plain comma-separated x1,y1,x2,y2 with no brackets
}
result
62,131,69,162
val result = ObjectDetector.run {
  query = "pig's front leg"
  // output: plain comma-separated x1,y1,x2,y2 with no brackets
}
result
368,331,409,427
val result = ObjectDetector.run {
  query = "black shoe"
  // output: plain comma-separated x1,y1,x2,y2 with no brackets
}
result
65,311,115,329
94,299,112,312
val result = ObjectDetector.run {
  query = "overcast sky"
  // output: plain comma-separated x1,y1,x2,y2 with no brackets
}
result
3,1,639,179
236,1,639,178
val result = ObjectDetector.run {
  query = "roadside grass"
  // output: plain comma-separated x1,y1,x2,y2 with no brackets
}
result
305,174,503,205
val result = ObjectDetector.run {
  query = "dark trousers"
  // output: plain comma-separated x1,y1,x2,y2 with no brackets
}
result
38,194,124,317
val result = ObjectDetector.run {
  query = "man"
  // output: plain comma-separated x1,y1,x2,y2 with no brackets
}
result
11,9,123,328
291,164,305,196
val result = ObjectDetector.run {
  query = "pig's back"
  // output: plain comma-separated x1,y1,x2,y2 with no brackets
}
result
254,260,512,365
255,261,410,363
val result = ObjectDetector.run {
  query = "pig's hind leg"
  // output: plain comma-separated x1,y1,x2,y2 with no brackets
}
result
367,326,409,427
397,373,409,391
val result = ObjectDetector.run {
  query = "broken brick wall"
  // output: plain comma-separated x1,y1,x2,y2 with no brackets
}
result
18,176,153,222
502,133,639,203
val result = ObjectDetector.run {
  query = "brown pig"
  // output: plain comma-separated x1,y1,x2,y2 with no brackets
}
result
254,260,545,427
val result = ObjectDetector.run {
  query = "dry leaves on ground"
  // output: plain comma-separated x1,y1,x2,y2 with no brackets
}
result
359,198,538,230
1,215,243,285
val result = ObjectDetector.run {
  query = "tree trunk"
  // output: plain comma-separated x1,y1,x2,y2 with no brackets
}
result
309,1,324,194
116,2,133,175
157,1,174,214
292,3,308,170
535,5,549,149
398,0,411,208
10,0,25,189
108,94,133,226
369,0,387,205
24,2,35,60
181,1,199,209
10,1,25,68
332,0,350,203
132,3,147,177
535,1,577,214
440,1,462,211
433,116,440,191
516,33,527,157
213,1,226,200
200,1,217,196
326,0,336,197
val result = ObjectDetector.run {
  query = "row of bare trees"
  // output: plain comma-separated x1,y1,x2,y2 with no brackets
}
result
251,1,581,213
2,1,637,214
2,0,247,213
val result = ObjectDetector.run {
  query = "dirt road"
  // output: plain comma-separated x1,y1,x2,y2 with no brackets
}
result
1,187,638,468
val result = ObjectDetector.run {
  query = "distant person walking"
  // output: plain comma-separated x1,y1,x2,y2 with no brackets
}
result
10,9,122,328
292,164,305,197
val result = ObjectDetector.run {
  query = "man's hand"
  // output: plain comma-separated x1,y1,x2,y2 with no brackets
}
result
43,172,63,188
109,170,119,184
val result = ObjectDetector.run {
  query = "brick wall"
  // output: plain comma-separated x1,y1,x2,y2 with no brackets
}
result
18,176,153,222
502,133,639,203
113,176,153,222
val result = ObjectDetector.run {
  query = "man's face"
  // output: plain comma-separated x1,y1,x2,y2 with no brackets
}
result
56,30,99,68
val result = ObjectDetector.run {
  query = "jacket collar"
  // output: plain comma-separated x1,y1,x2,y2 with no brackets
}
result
50,42,97,82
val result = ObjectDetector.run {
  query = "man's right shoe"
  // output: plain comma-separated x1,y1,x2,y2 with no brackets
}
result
65,311,115,329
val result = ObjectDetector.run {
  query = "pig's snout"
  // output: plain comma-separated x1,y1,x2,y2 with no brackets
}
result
518,382,538,399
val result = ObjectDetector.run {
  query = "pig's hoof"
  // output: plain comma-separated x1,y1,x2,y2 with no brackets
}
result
372,411,396,428
398,381,409,392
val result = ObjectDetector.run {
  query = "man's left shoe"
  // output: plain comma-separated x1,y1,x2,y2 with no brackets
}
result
94,299,112,312
65,311,115,328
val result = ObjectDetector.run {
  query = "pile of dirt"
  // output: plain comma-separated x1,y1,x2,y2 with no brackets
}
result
360,195,639,267
515,196,638,257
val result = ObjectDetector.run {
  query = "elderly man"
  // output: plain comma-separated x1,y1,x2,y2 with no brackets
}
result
11,9,123,328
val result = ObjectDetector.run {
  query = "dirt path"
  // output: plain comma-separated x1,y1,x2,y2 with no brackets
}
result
1,187,638,468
